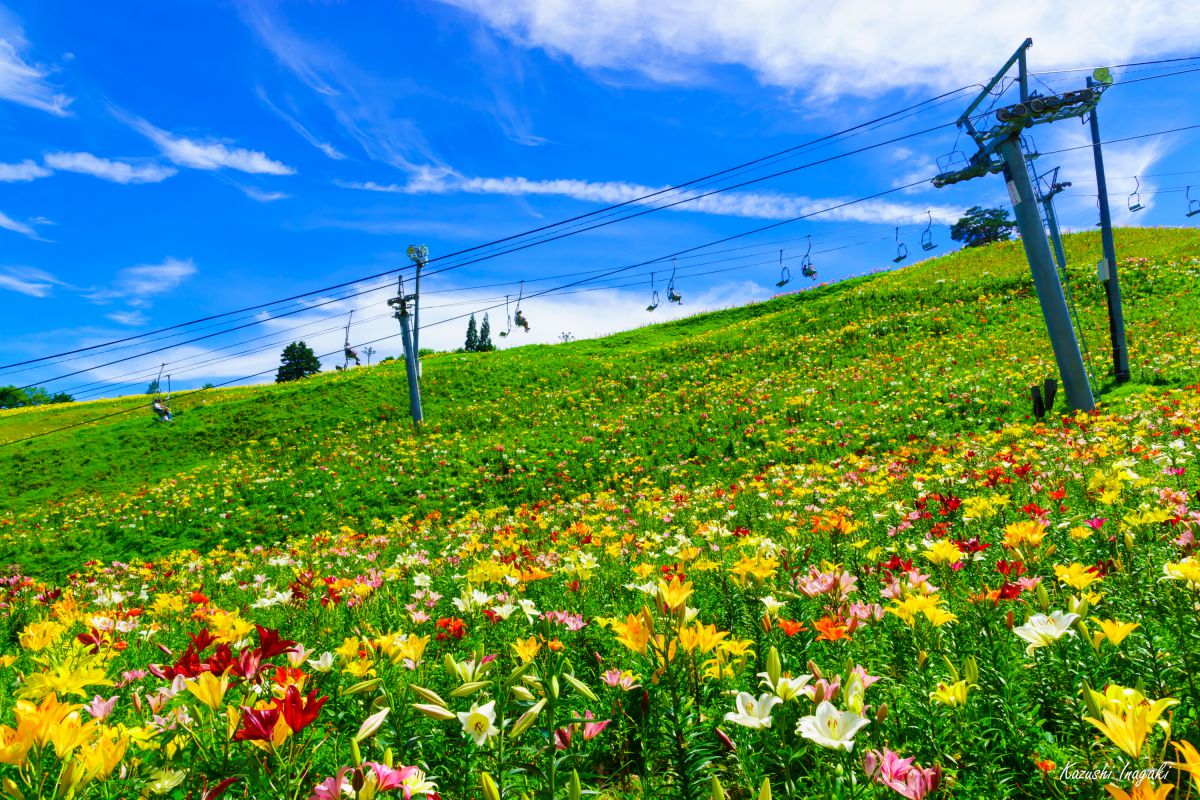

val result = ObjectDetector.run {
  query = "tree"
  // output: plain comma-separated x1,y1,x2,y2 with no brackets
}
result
146,379,160,395
276,341,322,383
478,313,495,352
950,206,1018,248
464,314,480,352
0,386,73,408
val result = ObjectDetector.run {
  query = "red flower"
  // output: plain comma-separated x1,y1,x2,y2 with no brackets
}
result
233,706,280,742
254,625,297,660
279,685,328,734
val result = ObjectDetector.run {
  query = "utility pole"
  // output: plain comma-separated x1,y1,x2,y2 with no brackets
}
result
407,245,429,376
364,346,375,366
998,138,1094,411
932,39,1108,411
388,277,424,426
1087,75,1131,383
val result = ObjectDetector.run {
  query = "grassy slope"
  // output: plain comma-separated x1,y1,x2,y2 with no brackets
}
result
1,226,1198,576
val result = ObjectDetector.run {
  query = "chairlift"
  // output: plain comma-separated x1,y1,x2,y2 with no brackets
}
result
892,227,908,263
498,295,512,337
920,210,937,252
800,236,817,280
936,151,970,174
666,258,682,304
513,280,530,332
1021,135,1040,161
646,272,661,311
342,310,361,367
1128,176,1145,213
1186,186,1200,218
151,363,172,423
775,250,791,287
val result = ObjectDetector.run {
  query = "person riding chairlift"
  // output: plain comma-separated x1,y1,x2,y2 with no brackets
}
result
152,398,172,423
513,309,530,332
344,346,361,366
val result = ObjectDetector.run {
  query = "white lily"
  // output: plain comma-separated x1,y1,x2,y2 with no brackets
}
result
458,700,499,746
723,691,781,730
797,701,870,751
1013,611,1080,656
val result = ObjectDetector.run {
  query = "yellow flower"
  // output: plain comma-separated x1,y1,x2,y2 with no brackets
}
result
1103,779,1174,800
1173,739,1200,788
1092,619,1139,647
511,636,541,665
1163,557,1200,590
0,718,36,765
632,563,657,580
335,637,363,660
1086,708,1149,759
186,671,230,711
930,680,972,707
924,540,962,566
1069,526,1094,541
610,609,653,655
1004,520,1048,549
657,578,694,612
1055,563,1103,591
19,620,66,652
678,623,729,655
19,661,113,700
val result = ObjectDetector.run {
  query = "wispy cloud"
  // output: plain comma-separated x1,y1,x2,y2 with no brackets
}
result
239,2,445,174
0,7,72,115
1042,125,1170,228
0,159,51,182
239,185,290,202
0,208,49,240
87,257,198,306
338,171,961,225
468,27,547,147
119,111,295,175
256,85,346,160
0,265,59,297
106,309,149,327
44,152,177,184
439,0,1200,99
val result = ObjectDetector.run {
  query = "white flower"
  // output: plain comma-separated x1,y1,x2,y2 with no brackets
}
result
723,691,782,730
457,700,499,746
760,596,785,617
491,603,517,620
797,701,870,751
517,598,540,623
413,573,432,588
758,672,812,702
307,652,335,673
1013,611,1080,656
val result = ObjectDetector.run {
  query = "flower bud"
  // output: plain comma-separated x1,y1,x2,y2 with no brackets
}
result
767,647,781,689
480,772,501,800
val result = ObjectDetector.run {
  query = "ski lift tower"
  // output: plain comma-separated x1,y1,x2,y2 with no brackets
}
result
932,39,1112,412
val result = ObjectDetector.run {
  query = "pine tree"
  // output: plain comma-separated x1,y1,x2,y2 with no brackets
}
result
276,341,322,383
465,314,480,352
478,313,495,351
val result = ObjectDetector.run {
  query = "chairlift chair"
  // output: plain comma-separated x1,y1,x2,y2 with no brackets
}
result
646,272,661,311
513,281,530,332
800,236,817,280
498,295,512,337
1187,186,1200,218
775,250,791,287
151,364,172,423
920,211,937,252
1128,176,1145,213
342,311,361,367
892,227,908,263
666,258,682,304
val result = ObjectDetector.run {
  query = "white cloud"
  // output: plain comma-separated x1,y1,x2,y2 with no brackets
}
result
120,113,295,175
239,186,290,202
106,309,149,327
0,8,72,115
256,86,346,160
239,3,445,173
44,152,177,184
439,0,1200,98
0,265,58,296
0,209,44,239
87,257,198,305
338,171,962,225
0,159,51,182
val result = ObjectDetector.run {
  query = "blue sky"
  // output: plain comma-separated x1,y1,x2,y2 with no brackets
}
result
1,1,1198,399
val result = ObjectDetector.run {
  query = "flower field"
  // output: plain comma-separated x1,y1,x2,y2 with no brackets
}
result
1,228,1199,798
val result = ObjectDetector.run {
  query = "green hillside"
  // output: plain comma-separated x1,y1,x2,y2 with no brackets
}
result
2,227,1198,576
2,228,1199,800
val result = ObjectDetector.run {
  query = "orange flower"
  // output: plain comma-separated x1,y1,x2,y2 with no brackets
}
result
779,619,807,637
813,616,850,643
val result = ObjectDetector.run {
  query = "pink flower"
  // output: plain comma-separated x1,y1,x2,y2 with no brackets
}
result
1085,517,1106,530
86,694,119,721
864,748,942,800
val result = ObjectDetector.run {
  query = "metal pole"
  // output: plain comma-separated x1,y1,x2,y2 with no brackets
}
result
413,260,421,371
395,298,424,426
1087,77,1131,383
998,137,1095,411
1043,193,1068,272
